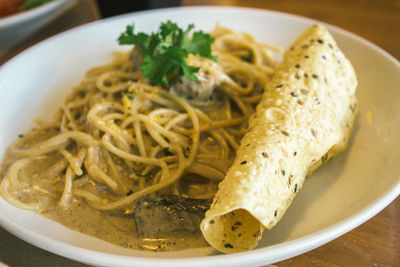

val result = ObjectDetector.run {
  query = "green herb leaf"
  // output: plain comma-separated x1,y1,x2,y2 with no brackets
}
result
184,31,216,60
131,168,151,178
23,0,53,10
126,94,134,100
117,21,215,86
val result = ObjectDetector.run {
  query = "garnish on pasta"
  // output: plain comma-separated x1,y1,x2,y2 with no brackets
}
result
118,21,216,85
0,21,283,252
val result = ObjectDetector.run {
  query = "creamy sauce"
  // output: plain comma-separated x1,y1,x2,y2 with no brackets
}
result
0,26,269,252
8,169,210,251
0,80,243,252
0,132,210,252
38,197,209,251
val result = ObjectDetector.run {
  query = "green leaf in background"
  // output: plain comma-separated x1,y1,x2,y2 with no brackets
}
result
23,0,53,10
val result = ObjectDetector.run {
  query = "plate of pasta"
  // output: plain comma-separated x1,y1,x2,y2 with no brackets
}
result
0,6,399,267
0,0,70,29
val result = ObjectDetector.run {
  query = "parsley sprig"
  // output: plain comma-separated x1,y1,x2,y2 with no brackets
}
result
118,21,216,86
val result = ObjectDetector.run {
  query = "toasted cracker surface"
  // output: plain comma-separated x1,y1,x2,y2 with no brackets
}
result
200,25,358,253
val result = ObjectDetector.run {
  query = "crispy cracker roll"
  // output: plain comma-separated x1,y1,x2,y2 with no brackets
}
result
200,25,358,253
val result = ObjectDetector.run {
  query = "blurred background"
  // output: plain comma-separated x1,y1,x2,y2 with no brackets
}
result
1,0,399,63
96,0,181,16
95,0,400,58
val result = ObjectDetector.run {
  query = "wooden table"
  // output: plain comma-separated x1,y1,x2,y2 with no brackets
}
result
0,0,399,266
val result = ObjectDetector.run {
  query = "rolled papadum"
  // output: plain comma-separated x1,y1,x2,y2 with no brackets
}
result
200,25,358,253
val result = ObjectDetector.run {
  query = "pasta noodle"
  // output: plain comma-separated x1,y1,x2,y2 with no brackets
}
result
0,24,281,251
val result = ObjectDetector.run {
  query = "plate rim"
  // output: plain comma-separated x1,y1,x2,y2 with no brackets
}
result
1,5,399,69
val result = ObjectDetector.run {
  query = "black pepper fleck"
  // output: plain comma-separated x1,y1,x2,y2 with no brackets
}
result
312,74,319,79
317,39,324,44
224,243,234,249
276,84,283,88
274,210,278,217
210,220,215,224
295,64,300,68
293,151,297,156
311,128,316,138
262,152,269,158
304,55,309,59
231,221,242,231
294,184,298,193
290,92,298,97
281,170,285,176
281,130,289,136
304,73,309,78
240,161,247,165
252,231,261,238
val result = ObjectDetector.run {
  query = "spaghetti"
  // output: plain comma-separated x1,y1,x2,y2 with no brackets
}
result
0,24,281,250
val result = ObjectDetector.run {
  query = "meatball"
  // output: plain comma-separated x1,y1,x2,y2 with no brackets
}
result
170,54,225,106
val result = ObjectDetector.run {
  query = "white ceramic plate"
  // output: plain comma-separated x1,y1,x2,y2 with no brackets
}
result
0,6,399,267
0,0,69,30
0,0,72,58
